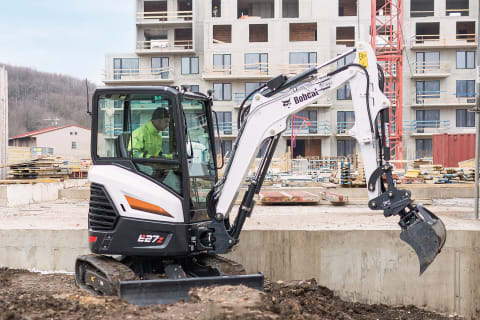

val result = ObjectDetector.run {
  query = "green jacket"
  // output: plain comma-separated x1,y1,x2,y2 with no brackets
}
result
129,121,172,159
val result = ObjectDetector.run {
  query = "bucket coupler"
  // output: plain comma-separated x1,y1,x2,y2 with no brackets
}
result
367,165,447,275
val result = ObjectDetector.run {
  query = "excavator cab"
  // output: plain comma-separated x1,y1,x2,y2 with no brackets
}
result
93,86,216,223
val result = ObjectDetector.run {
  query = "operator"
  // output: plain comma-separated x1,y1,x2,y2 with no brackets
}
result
130,107,173,159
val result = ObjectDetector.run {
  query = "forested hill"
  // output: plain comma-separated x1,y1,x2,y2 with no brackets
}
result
3,64,96,137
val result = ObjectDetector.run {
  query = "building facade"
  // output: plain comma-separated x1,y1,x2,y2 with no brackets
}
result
104,0,478,161
0,66,7,179
9,125,91,160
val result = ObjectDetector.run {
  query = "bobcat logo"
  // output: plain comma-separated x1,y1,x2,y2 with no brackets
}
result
282,98,292,107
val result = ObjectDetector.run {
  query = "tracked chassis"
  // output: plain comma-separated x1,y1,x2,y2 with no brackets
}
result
75,254,264,305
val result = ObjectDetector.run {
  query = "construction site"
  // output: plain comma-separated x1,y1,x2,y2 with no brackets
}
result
1,0,480,319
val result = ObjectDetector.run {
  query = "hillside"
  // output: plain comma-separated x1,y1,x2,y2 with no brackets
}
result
3,64,96,137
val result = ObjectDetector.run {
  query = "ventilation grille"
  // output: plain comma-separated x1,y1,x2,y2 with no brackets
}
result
89,183,118,231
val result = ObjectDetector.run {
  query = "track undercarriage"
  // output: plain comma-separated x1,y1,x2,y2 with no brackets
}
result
75,254,264,305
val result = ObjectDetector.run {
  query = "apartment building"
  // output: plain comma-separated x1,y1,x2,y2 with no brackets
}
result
104,0,478,161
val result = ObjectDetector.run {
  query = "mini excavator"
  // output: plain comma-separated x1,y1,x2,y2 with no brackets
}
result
75,42,446,305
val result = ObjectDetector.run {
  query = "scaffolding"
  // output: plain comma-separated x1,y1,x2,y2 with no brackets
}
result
371,0,404,161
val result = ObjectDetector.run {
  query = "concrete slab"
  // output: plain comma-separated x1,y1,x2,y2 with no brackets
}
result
0,199,478,318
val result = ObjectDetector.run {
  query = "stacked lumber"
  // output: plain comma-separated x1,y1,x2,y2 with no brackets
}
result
7,147,31,164
6,157,70,180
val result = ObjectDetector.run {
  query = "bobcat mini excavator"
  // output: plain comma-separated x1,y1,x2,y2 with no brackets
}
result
75,42,446,305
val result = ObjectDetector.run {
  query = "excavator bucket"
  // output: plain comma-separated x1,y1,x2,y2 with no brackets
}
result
399,204,446,275
118,274,264,305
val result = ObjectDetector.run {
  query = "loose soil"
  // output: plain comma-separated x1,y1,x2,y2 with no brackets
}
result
0,268,458,320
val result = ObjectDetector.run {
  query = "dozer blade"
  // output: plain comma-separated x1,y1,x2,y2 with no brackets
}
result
399,204,446,275
119,273,264,305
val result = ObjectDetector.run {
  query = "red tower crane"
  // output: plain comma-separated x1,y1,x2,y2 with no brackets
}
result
370,0,404,161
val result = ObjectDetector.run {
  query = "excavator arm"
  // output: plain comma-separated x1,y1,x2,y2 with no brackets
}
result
204,42,446,275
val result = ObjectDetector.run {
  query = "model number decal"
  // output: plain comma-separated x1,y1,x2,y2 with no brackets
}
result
137,234,165,244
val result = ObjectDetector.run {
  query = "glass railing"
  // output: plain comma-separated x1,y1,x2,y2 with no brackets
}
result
284,120,330,135
414,91,476,105
403,120,450,133
136,11,193,22
336,121,355,134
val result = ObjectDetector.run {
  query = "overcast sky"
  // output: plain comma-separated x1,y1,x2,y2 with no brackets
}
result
0,0,136,85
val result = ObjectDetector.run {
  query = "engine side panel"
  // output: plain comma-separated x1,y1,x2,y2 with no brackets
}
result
89,165,185,223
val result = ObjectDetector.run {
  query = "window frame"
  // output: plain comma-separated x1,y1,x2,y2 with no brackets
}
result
181,56,199,75
456,109,475,127
213,54,232,74
456,51,475,69
244,53,268,73
213,83,232,101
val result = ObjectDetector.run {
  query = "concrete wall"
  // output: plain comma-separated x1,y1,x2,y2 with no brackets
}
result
0,179,88,207
0,66,7,179
1,226,480,318
226,229,480,319
34,126,90,160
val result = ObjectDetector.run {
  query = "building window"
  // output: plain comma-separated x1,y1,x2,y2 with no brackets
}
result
249,24,268,42
410,0,434,17
456,80,475,101
282,0,299,18
72,141,77,149
415,22,440,43
290,23,317,41
213,111,232,134
245,53,268,72
212,0,221,17
456,51,475,69
113,58,139,80
181,57,199,74
416,139,432,159
245,82,266,95
416,80,440,103
415,52,439,73
187,85,199,93
456,109,475,127
337,83,351,100
290,110,318,134
216,140,233,156
152,57,169,79
213,83,232,101
336,26,355,47
446,0,469,16
289,52,317,69
337,140,355,157
339,0,357,16
213,54,231,73
337,111,355,133
213,25,232,43
416,109,440,133
237,0,274,18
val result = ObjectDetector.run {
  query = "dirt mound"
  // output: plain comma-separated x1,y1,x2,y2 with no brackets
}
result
0,269,458,320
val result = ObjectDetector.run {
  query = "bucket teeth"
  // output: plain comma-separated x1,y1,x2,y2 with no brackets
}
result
399,204,446,275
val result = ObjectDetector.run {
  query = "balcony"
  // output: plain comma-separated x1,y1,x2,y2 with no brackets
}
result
336,121,355,135
411,34,477,49
136,10,193,25
403,120,450,136
232,93,331,107
136,39,193,54
103,68,174,85
203,64,271,80
214,122,237,137
412,92,476,107
203,63,330,81
411,61,451,79
283,120,331,136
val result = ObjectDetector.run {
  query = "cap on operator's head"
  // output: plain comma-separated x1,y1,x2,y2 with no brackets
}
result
152,107,168,120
